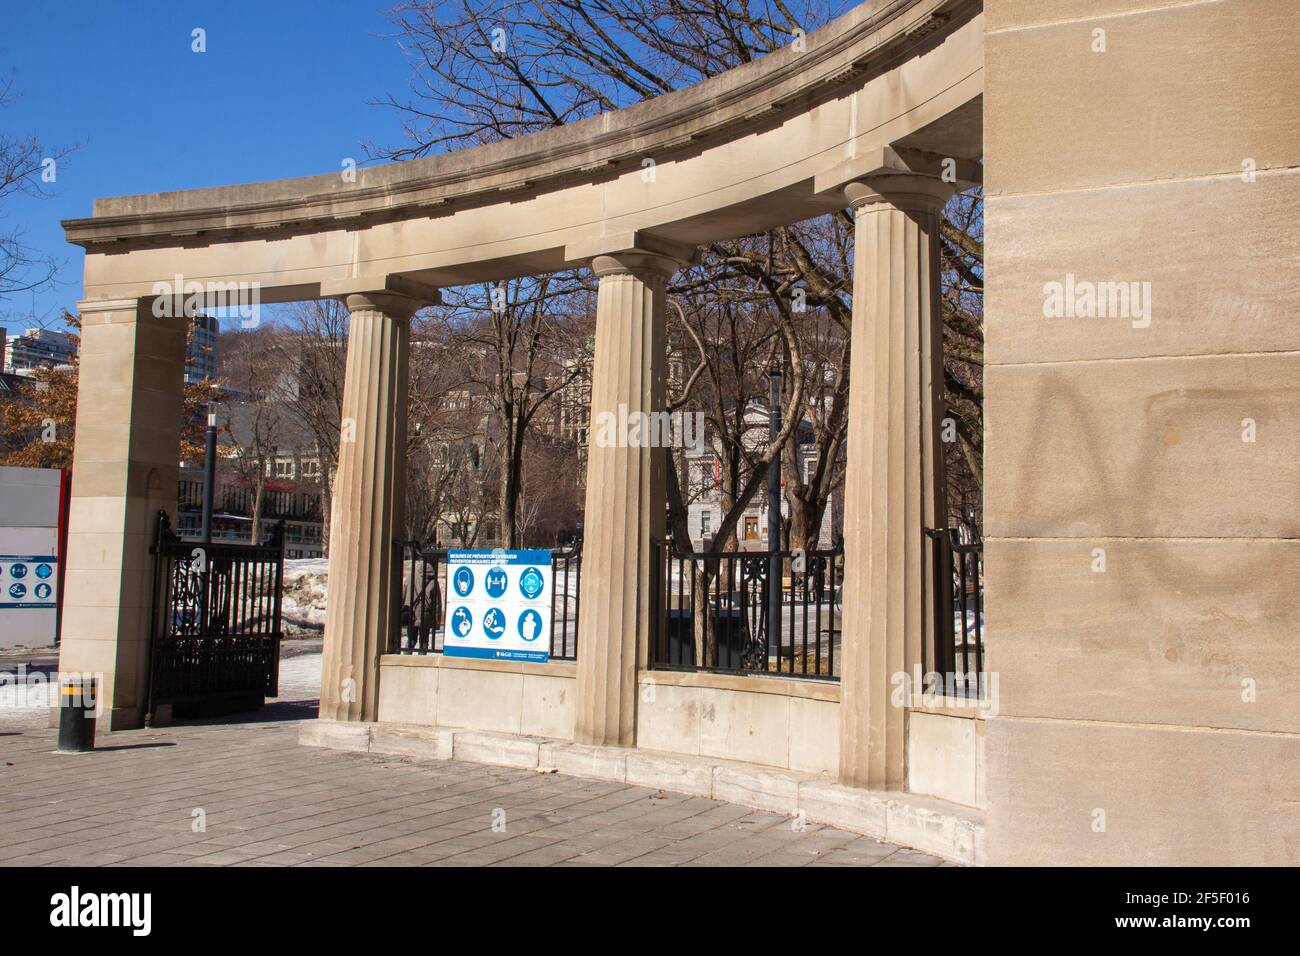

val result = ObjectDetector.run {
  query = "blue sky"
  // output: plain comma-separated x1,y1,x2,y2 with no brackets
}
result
1,0,412,333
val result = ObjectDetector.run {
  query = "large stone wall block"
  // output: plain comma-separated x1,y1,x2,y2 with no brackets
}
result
986,171,1300,364
986,716,1300,865
986,538,1300,732
985,354,1300,539
986,0,1300,195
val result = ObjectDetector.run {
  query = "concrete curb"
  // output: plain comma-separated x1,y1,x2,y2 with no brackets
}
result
299,719,985,864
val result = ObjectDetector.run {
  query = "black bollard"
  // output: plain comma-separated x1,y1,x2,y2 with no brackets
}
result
57,675,98,753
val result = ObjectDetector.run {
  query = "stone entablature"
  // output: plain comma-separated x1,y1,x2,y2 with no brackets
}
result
65,0,978,253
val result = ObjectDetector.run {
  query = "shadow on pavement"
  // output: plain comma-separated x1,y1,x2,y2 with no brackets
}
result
163,698,320,729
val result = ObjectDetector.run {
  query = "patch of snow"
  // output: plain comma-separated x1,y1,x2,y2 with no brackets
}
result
281,558,330,634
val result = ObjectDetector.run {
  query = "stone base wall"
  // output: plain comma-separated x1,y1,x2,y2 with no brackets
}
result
907,712,985,810
376,660,993,807
377,656,576,740
635,671,840,774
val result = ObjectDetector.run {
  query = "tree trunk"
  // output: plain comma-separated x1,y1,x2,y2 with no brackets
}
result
498,441,522,548
320,468,333,557
251,471,265,545
787,494,810,553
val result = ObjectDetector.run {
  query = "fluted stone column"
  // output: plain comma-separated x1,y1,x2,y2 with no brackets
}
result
573,251,676,747
839,174,953,790
319,278,433,722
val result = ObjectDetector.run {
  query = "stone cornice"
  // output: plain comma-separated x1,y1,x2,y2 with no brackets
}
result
62,0,979,252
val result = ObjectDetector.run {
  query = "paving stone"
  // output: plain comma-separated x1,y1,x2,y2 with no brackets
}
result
0,710,943,868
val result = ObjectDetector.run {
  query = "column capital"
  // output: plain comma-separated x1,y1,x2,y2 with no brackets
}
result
566,230,696,280
590,251,682,280
815,145,977,215
844,173,956,215
319,275,440,319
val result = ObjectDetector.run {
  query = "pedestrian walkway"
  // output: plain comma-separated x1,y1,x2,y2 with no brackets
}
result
1,646,945,867
0,715,945,867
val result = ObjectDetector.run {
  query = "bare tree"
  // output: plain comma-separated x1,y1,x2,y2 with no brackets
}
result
369,0,849,157
940,188,984,537
373,1,983,553
0,74,75,307
266,300,349,554
221,326,285,544
404,312,481,542
436,274,592,547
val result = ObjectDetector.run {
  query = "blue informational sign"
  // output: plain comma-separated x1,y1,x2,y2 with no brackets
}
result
0,555,58,609
443,550,552,663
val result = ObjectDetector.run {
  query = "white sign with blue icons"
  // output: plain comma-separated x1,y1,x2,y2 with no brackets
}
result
443,550,552,662
0,555,59,609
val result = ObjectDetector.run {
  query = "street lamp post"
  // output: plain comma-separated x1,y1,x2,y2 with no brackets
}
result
767,361,783,660
200,401,218,544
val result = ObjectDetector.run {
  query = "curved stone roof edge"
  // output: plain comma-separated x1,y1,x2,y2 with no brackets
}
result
64,0,975,248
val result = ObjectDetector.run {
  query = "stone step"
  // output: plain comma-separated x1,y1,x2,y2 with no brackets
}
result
299,718,985,864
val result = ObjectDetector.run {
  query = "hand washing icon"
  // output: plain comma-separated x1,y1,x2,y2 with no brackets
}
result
450,607,473,637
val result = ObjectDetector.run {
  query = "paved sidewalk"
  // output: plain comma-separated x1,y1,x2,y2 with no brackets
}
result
1,650,945,867
0,715,945,868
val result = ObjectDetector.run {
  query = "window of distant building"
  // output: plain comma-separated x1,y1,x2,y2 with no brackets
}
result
744,516,758,540
701,512,712,536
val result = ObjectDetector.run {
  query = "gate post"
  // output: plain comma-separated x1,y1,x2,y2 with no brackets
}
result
57,296,187,731
318,276,437,723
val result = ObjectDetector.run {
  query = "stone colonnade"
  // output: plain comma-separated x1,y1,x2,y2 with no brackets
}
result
54,179,953,798
55,171,954,789
303,168,954,788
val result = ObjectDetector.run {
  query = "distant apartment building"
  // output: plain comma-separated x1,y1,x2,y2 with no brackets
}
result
177,467,325,559
185,314,220,383
0,314,214,381
681,404,840,553
3,328,77,374
176,402,326,558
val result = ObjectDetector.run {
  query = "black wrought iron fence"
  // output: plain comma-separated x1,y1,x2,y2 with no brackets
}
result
146,511,285,719
925,528,985,698
394,540,582,661
650,535,843,680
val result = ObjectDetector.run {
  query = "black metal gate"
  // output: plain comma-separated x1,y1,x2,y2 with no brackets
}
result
146,510,286,720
